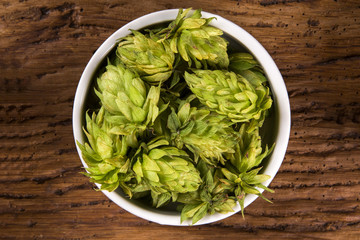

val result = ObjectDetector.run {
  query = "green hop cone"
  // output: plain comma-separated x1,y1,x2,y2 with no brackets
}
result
179,160,236,225
77,107,131,192
167,97,238,165
229,53,272,127
160,8,229,69
95,62,166,135
220,167,273,218
117,30,175,84
230,122,275,173
184,70,272,124
220,123,275,217
132,137,202,207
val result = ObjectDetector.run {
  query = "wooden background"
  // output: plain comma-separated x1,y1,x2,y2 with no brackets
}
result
1,0,359,239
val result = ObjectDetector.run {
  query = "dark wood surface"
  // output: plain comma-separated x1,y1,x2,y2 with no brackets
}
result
1,0,360,239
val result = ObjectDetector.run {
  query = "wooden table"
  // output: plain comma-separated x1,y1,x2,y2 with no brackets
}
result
1,0,359,239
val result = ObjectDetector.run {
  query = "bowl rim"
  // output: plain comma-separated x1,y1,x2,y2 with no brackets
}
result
72,9,291,226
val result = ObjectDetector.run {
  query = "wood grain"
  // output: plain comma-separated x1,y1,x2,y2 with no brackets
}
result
1,0,359,239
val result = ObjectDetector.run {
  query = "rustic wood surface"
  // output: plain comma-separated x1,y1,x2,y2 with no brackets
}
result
1,0,360,239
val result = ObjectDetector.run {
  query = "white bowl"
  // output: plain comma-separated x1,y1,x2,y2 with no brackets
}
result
72,9,291,226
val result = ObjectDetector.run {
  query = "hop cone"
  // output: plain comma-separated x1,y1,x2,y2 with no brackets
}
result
229,53,272,128
77,107,131,192
167,98,238,165
220,123,275,216
230,123,274,173
132,137,202,207
179,160,236,224
95,62,164,135
117,30,175,84
184,70,272,124
160,8,229,69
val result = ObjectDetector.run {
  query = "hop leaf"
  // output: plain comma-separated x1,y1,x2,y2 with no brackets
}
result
117,30,175,84
77,107,131,192
95,63,165,135
184,70,272,124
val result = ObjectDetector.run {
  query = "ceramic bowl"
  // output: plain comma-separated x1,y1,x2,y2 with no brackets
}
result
72,9,291,226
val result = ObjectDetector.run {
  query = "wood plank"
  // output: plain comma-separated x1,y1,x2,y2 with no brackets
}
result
1,0,359,239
